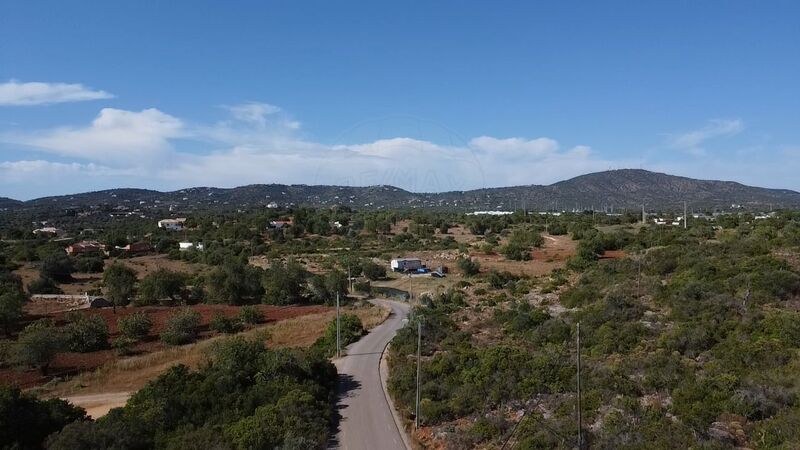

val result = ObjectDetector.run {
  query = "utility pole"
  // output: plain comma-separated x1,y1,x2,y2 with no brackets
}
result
415,319,422,429
576,322,583,450
641,204,646,224
336,292,341,358
409,273,414,303
637,255,642,299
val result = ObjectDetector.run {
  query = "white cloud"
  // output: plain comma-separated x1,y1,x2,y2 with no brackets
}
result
669,119,744,155
5,108,184,164
224,102,281,128
0,80,113,106
468,136,559,159
1,103,611,197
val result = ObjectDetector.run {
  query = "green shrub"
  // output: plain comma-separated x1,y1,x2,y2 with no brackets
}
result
14,319,63,374
74,257,104,273
160,308,201,345
457,257,480,276
111,336,137,356
117,312,153,340
27,276,62,295
210,313,242,334
361,260,387,280
40,254,75,282
63,313,109,352
0,385,87,449
353,280,371,294
311,314,364,358
238,305,264,324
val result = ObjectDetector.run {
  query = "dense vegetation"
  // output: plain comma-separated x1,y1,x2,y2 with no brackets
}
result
388,214,800,449
3,202,800,448
46,336,338,449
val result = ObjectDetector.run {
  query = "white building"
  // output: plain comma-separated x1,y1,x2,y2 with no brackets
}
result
179,242,204,251
391,258,423,272
158,218,187,231
33,227,65,237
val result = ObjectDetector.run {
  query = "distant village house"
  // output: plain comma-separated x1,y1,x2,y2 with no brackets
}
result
33,227,65,237
179,242,204,251
269,219,293,229
116,242,152,255
66,241,106,256
158,218,187,231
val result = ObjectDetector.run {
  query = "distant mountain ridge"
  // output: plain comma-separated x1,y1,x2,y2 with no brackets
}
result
0,197,22,210
5,170,800,213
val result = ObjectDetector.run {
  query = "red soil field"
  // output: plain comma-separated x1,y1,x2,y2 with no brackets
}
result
0,304,330,389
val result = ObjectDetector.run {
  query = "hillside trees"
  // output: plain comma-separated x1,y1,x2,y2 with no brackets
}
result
102,263,137,312
261,259,307,305
63,313,109,352
0,271,25,336
14,319,63,375
160,308,201,345
46,336,338,449
137,268,186,305
457,257,481,276
40,254,75,282
307,270,348,305
0,385,86,450
204,262,263,305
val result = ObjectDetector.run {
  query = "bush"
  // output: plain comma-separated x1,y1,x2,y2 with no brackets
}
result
311,314,364,358
210,313,242,334
27,276,63,295
111,336,137,356
548,222,567,235
457,257,480,276
361,260,387,280
74,257,104,273
40,254,75,282
14,319,62,374
239,305,264,325
117,312,153,340
160,309,201,345
501,242,530,261
63,313,109,352
205,262,264,305
138,268,186,306
353,280,372,294
0,385,86,449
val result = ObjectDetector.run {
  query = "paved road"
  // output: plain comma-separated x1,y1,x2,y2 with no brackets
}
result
332,299,411,450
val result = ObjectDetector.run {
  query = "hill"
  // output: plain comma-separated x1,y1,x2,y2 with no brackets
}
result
0,197,22,211
4,169,800,216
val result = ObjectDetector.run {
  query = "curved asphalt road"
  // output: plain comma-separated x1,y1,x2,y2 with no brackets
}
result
332,299,411,450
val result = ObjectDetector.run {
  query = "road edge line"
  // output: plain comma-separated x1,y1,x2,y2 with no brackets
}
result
379,334,413,450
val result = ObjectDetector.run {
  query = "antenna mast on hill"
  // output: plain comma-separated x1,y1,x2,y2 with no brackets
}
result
684,201,688,229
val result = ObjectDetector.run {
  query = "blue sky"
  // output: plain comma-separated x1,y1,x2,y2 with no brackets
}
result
1,1,799,200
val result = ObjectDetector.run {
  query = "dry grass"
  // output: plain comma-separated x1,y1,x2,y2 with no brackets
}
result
37,303,389,399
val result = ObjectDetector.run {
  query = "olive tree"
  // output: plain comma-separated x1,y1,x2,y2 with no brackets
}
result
102,263,137,312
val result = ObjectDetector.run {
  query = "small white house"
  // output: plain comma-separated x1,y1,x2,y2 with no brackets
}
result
179,242,204,251
158,218,187,231
33,227,65,237
391,258,423,272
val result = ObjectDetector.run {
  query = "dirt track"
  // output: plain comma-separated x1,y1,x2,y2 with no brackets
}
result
64,392,131,419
